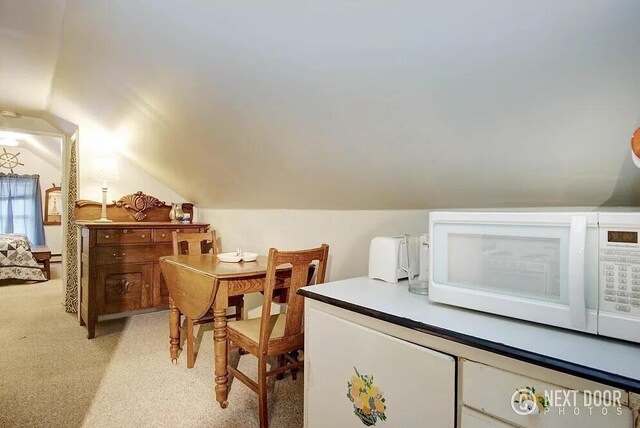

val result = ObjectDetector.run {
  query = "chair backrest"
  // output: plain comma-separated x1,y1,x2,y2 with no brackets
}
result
258,244,329,354
172,231,218,256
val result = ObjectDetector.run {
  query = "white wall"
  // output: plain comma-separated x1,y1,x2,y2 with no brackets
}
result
199,209,428,315
5,146,63,254
200,209,428,280
78,152,188,209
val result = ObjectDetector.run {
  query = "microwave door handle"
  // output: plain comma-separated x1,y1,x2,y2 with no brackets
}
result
568,215,587,329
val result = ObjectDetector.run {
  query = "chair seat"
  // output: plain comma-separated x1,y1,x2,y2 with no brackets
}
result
228,314,286,344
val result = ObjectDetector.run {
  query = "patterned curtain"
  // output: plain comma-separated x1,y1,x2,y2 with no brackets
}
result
63,134,79,313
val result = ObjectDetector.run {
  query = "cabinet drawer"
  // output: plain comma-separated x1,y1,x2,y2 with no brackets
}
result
96,229,151,245
152,227,203,242
95,244,171,265
461,360,633,428
153,229,174,242
461,407,515,427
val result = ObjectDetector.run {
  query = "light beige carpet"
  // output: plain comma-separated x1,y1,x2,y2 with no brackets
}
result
0,269,303,428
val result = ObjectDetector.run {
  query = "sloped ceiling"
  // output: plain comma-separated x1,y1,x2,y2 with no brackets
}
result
3,1,640,208
0,0,65,111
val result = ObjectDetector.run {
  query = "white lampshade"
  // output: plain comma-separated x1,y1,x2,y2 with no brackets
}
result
89,156,120,182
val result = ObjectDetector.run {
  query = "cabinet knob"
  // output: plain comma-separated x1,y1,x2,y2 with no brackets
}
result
113,253,126,260
141,234,146,238
104,235,110,239
145,283,150,288
123,230,129,234
161,233,166,238
118,281,132,295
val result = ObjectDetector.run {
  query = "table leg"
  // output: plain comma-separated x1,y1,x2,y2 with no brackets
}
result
213,308,229,408
169,295,181,363
214,282,229,408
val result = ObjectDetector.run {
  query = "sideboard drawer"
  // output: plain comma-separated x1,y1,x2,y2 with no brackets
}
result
95,244,171,265
152,227,200,242
153,229,174,242
153,229,176,242
96,228,152,245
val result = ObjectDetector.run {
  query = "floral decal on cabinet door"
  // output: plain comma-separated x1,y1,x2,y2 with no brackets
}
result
347,367,387,426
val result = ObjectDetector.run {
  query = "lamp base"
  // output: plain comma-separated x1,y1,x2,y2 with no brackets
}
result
95,186,112,223
94,217,113,223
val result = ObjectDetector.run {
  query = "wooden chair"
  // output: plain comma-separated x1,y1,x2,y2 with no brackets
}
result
226,244,329,428
172,231,244,368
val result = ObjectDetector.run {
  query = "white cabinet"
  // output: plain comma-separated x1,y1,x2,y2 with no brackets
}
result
305,306,456,427
301,287,639,428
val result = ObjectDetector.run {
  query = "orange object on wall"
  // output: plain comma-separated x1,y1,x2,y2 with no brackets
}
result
631,127,640,158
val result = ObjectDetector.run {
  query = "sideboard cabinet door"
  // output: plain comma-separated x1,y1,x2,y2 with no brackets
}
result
97,264,154,314
305,306,456,427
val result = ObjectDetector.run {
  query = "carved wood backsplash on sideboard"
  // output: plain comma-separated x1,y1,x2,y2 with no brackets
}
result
75,191,194,222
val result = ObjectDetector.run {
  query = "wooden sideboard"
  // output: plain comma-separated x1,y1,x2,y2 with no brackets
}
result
74,191,209,339
78,222,209,338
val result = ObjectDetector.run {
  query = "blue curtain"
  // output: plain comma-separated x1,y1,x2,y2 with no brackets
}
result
0,173,46,245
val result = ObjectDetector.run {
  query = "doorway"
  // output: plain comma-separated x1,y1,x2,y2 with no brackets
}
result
0,113,77,312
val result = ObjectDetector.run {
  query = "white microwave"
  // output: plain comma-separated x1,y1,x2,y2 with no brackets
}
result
429,210,640,343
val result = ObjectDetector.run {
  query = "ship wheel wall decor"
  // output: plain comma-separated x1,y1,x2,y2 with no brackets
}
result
0,148,24,173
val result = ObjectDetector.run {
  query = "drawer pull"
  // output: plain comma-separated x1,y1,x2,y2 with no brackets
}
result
104,235,110,239
123,230,128,234
161,233,167,238
141,234,146,238
113,253,126,260
118,281,133,295
144,283,150,288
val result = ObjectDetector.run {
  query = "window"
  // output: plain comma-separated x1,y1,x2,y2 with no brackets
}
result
0,173,46,245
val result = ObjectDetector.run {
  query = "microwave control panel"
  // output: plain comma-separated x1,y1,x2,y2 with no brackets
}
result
599,228,640,316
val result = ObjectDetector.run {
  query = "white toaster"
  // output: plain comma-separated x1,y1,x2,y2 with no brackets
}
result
368,236,408,283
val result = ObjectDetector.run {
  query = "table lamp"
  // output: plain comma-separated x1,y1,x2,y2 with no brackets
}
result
89,156,119,222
